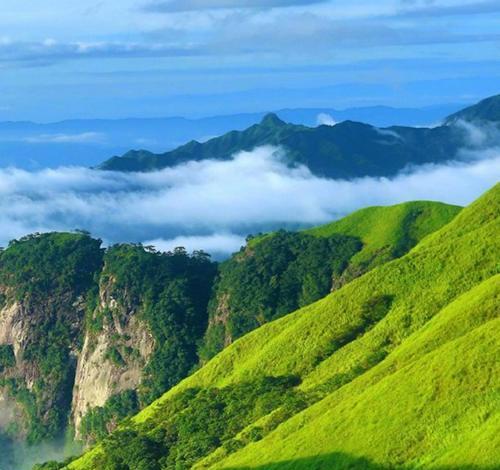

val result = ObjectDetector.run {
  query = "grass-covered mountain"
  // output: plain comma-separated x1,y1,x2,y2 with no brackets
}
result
201,201,461,360
97,95,500,177
0,200,461,469
59,183,499,470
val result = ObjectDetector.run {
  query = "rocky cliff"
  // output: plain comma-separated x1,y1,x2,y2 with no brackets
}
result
0,234,216,447
71,275,155,438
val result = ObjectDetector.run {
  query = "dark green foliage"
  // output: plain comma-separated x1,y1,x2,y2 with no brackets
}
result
0,345,15,372
96,429,166,470
0,232,104,443
361,295,394,323
0,234,217,446
99,245,218,404
98,108,472,178
33,456,78,470
79,391,140,443
0,232,104,301
201,231,361,360
104,347,126,368
92,376,304,470
311,296,393,369
445,93,500,123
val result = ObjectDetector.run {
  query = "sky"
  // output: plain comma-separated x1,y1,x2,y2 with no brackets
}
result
0,0,499,121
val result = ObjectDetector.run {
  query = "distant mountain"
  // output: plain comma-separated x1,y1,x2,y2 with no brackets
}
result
98,114,464,178
0,103,460,170
98,95,500,178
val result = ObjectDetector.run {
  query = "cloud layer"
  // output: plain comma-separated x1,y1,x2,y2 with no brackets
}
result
0,146,498,257
25,132,105,144
144,0,327,12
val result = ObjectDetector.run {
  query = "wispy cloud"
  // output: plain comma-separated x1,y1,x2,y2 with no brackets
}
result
396,0,500,18
143,0,328,13
0,146,497,256
1,8,499,68
25,132,106,144
145,233,246,256
316,113,337,126
0,38,201,66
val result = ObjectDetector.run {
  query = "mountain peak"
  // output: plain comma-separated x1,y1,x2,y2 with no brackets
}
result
260,113,286,127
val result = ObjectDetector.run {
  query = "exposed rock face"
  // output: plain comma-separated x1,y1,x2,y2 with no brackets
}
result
0,289,154,444
0,233,217,446
0,295,87,440
72,283,154,437
0,284,155,441
207,293,233,348
0,301,25,359
0,303,26,434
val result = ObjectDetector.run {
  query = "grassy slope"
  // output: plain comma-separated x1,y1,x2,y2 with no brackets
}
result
251,200,462,276
218,276,500,469
304,200,462,272
68,184,499,469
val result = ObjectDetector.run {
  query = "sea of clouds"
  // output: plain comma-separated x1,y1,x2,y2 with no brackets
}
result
0,145,499,257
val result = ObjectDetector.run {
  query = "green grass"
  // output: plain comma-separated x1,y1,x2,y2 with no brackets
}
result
66,184,499,470
217,277,500,469
253,200,461,276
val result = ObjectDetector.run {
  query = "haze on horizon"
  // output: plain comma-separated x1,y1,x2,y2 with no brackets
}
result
1,0,499,122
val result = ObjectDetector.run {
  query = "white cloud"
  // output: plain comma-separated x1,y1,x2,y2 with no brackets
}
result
143,0,328,12
145,233,245,255
0,145,498,256
316,113,337,126
0,39,201,66
374,127,403,142
25,132,106,144
452,119,500,148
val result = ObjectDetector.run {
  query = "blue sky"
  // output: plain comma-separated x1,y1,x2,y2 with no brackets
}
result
1,0,499,121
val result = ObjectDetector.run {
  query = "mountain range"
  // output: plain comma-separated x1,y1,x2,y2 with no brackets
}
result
98,95,500,179
0,103,460,170
0,95,498,470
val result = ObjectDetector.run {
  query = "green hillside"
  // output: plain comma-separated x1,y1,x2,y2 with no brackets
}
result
61,184,499,470
202,201,461,359
304,200,462,275
0,200,459,460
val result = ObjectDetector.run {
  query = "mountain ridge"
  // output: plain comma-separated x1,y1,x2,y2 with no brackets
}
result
97,94,500,178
